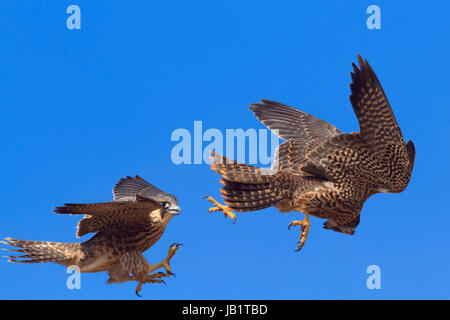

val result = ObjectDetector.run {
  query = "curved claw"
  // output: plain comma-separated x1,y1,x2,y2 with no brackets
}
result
170,242,183,248
168,271,175,278
135,289,142,297
288,215,310,253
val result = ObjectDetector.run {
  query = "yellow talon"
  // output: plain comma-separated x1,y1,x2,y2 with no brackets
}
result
204,196,237,223
136,272,167,296
288,213,310,252
162,243,182,276
144,272,167,284
136,243,182,296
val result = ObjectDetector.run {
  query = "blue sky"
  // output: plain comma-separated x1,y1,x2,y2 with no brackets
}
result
1,1,449,299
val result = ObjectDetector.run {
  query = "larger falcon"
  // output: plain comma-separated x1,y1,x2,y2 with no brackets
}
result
205,55,415,251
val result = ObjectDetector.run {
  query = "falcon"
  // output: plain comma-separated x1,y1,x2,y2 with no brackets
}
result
205,55,415,251
2,175,181,296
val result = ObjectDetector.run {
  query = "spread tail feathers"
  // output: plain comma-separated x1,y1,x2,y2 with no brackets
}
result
210,152,300,212
1,237,80,265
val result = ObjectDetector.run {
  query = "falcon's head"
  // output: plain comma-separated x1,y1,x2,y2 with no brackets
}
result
113,175,181,217
323,215,360,235
151,193,181,217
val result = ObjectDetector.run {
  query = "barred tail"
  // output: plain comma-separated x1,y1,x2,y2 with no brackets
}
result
1,237,79,265
210,152,300,212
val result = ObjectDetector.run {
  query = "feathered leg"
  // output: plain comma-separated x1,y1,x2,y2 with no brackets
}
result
116,244,182,297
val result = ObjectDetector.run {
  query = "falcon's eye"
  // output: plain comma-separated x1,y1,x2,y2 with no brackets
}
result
161,202,170,209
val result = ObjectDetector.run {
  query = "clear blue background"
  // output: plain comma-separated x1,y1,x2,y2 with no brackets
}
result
1,1,449,299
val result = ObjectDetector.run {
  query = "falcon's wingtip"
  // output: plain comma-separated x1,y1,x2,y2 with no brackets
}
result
357,53,364,64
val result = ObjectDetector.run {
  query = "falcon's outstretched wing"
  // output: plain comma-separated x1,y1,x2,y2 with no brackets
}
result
350,55,404,146
250,99,341,143
250,99,342,173
54,200,161,237
113,175,176,204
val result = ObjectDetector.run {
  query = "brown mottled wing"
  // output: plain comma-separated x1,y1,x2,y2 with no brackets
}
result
350,55,404,146
114,175,178,205
301,132,369,184
249,99,342,173
54,200,160,237
272,139,323,173
250,99,341,142
113,175,167,201
302,56,409,185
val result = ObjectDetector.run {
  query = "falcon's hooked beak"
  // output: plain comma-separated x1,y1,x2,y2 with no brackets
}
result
167,204,181,215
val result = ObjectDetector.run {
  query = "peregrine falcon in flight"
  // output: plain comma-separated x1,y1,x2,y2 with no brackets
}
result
2,175,182,296
205,55,415,251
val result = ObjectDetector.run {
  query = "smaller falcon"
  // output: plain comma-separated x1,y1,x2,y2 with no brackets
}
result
2,175,181,296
